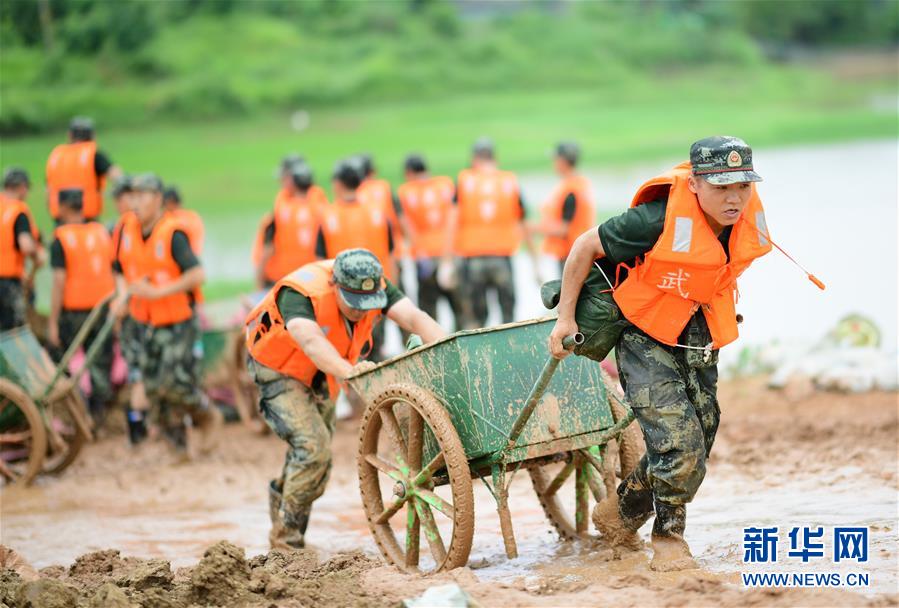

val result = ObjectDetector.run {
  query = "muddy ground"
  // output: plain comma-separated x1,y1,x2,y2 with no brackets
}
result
1,378,897,607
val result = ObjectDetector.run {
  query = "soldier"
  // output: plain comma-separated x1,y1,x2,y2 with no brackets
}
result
531,141,596,275
396,153,459,328
111,173,219,454
46,116,122,223
454,137,536,328
245,248,446,549
0,167,43,330
549,137,771,571
256,163,322,289
47,189,116,423
358,153,405,261
317,160,398,360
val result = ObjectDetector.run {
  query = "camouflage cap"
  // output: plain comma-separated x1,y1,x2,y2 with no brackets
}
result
69,116,95,133
291,162,314,190
110,174,133,198
332,249,387,311
131,173,164,193
555,141,580,165
280,153,305,173
690,136,762,185
2,166,30,188
472,136,495,158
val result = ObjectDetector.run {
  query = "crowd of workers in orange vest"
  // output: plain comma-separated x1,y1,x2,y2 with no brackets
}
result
0,118,597,425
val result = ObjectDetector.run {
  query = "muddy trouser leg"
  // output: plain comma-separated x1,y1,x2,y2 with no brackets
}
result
56,310,113,420
0,278,26,331
250,359,335,542
615,326,720,533
142,317,206,449
120,316,148,443
460,257,488,329
416,259,440,321
491,255,516,324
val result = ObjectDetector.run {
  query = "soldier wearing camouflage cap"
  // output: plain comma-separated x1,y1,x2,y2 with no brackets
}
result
110,173,220,453
0,167,44,330
549,136,771,571
245,248,446,550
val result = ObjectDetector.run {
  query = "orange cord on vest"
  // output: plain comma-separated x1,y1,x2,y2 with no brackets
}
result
741,216,826,291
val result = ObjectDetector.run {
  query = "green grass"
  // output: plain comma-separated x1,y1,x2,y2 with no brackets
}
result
3,68,894,305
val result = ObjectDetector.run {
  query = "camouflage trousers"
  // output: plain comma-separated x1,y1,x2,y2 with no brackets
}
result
249,357,335,528
615,319,721,507
459,255,515,329
0,278,26,331
416,258,460,330
53,309,114,407
140,316,206,447
120,315,148,383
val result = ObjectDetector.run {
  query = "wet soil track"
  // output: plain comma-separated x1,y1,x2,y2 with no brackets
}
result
1,378,896,606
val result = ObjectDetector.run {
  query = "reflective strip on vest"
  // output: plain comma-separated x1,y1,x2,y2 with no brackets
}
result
672,217,693,253
755,211,769,246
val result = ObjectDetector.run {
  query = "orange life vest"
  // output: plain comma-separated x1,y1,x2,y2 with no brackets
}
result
359,178,401,256
55,221,115,310
245,260,380,398
540,174,596,260
169,208,205,255
0,194,39,279
117,213,195,327
268,194,322,282
319,199,395,281
397,176,455,259
113,212,149,323
46,141,106,220
251,212,279,285
613,162,772,349
276,184,329,209
455,167,522,257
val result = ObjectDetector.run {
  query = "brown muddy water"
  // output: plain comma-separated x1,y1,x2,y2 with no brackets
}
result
2,379,896,606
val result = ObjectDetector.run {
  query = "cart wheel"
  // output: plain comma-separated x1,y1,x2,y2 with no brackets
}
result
41,384,89,474
358,383,474,573
529,390,643,541
0,379,47,486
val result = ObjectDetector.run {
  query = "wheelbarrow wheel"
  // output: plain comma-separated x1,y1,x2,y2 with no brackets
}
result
41,382,90,475
358,383,474,573
0,379,47,486
529,391,643,541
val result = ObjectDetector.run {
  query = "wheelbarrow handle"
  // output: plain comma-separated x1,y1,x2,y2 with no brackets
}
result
503,333,584,454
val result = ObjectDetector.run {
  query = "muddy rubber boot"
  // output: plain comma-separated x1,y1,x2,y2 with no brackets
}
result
126,408,148,446
187,400,223,456
268,482,307,551
650,501,698,572
592,493,644,552
617,474,655,532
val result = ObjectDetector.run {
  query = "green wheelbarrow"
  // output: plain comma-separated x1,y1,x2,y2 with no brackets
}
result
347,316,643,573
0,294,118,486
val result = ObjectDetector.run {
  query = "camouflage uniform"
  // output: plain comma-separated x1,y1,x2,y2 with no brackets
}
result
615,311,720,523
0,278,26,331
459,255,515,328
140,315,208,448
249,357,334,545
119,315,147,382
416,258,459,329
54,310,115,415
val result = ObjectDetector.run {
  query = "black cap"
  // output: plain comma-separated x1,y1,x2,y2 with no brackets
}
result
291,162,314,191
69,116,95,140
59,188,84,211
404,153,427,174
472,136,495,159
690,136,762,185
358,153,374,177
280,153,305,174
332,159,363,190
163,186,181,204
3,167,30,189
111,175,132,198
555,141,580,166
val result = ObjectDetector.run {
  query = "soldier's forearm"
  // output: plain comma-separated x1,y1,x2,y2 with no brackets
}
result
557,229,605,322
157,266,204,297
